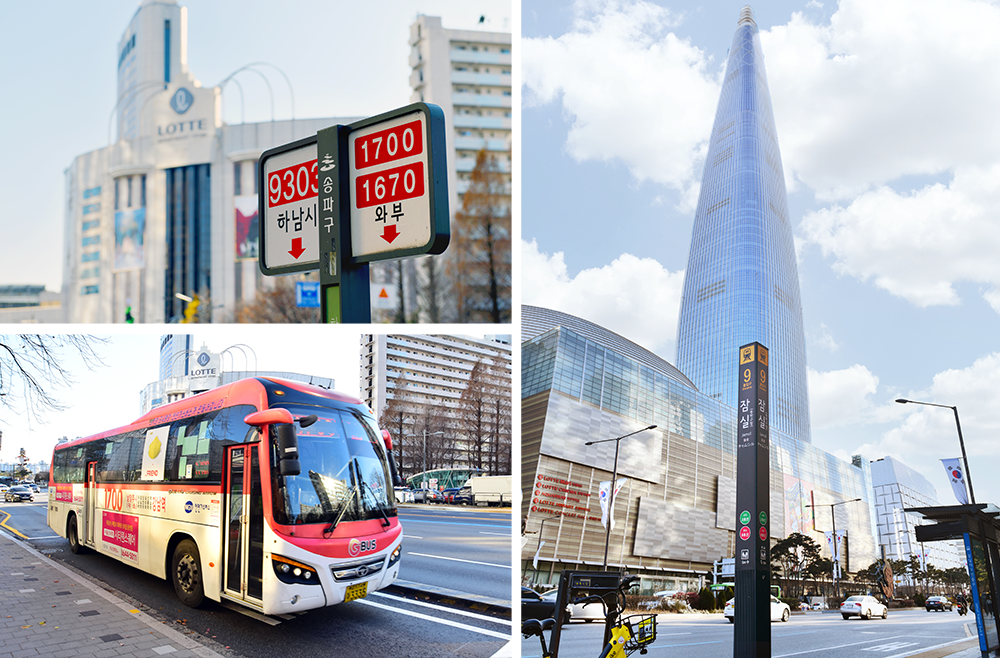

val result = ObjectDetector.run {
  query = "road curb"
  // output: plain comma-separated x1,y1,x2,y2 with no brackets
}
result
384,578,511,619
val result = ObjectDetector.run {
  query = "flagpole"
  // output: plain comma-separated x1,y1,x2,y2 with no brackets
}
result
586,424,657,571
896,399,975,504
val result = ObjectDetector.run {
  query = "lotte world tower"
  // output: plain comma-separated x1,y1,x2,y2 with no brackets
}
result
676,6,811,443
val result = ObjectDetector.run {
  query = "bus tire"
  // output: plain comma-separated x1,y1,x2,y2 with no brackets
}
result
67,515,87,554
171,539,205,608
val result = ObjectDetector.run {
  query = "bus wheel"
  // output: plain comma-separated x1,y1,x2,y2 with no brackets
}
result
171,539,205,608
67,515,87,554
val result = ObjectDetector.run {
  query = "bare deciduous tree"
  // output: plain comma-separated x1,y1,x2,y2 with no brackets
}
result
378,373,414,478
0,335,107,425
234,277,319,323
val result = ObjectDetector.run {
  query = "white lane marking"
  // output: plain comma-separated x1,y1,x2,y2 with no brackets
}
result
370,591,511,626
356,598,510,639
882,637,978,658
489,641,513,658
407,552,511,569
479,532,510,536
774,635,907,657
862,642,919,652
402,535,423,539
218,600,283,626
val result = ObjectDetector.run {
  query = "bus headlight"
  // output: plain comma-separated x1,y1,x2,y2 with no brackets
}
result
387,544,402,568
272,554,320,585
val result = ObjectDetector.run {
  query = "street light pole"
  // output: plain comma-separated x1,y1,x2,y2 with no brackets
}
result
896,399,975,504
806,498,861,597
585,424,657,570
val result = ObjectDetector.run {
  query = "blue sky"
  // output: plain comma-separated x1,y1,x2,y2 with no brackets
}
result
521,0,1000,507
0,0,510,293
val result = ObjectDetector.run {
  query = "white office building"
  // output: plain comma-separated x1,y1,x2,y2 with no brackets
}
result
871,456,966,571
63,0,362,323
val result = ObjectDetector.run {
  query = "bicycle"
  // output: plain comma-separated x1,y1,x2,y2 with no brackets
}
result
522,574,657,658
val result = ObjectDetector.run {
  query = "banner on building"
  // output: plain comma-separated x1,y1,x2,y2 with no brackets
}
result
114,207,146,270
235,195,259,260
941,458,969,505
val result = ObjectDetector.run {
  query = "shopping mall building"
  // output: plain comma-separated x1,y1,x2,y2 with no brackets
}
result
521,306,878,593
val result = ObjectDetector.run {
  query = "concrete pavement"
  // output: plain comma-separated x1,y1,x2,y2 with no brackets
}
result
0,529,229,658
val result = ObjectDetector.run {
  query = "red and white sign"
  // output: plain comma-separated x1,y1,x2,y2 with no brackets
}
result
739,526,752,541
348,112,432,259
262,144,320,270
759,526,768,541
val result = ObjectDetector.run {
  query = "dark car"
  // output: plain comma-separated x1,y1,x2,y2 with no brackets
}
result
926,596,953,612
522,587,557,622
453,485,474,505
5,486,34,503
440,487,460,503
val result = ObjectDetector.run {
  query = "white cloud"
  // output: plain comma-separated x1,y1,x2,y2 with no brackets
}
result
810,323,840,352
521,239,685,357
763,0,1000,198
521,0,719,208
849,352,1000,504
808,364,879,430
798,166,1000,307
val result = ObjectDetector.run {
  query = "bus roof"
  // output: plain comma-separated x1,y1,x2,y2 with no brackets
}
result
55,377,365,452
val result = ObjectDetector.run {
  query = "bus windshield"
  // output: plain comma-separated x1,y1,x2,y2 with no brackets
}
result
270,404,396,526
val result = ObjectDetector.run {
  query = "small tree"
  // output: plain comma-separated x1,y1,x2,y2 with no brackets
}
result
379,374,414,478
235,277,319,323
771,533,824,597
450,149,511,323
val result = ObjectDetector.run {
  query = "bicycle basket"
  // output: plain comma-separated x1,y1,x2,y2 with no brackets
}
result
622,614,656,650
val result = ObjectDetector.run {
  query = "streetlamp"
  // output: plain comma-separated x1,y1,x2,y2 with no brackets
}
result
585,424,657,570
895,398,974,504
805,498,861,597
404,430,445,488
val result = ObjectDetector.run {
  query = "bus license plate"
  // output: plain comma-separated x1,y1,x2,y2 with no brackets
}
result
345,582,368,602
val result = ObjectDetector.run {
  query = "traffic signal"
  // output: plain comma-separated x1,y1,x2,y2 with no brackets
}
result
125,306,134,323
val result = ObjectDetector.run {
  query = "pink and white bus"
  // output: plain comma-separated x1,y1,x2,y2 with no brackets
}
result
48,377,403,615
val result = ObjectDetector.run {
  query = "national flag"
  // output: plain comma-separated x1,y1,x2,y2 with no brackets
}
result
599,478,627,531
533,540,546,570
941,458,969,505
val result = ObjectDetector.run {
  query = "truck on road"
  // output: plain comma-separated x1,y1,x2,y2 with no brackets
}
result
459,475,512,507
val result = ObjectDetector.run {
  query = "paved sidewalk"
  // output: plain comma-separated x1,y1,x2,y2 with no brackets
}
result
0,530,230,658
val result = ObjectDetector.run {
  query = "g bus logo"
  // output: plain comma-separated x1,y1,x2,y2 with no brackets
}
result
348,538,377,557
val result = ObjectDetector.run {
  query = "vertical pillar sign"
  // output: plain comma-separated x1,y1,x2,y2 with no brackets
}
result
735,342,770,657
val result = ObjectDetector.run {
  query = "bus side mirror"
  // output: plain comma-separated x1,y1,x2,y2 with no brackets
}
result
381,429,393,451
381,429,403,487
276,424,300,477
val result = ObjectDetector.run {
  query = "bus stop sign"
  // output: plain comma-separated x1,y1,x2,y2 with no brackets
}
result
347,103,449,262
258,136,320,275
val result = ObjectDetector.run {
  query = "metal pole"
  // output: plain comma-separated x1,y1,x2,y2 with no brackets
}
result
953,406,976,504
422,429,427,488
831,508,838,597
603,438,621,571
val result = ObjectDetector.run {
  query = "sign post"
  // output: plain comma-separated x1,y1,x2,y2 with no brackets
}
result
735,342,770,657
257,102,449,323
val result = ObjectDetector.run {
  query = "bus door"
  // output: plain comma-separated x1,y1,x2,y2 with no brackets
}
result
83,462,97,546
223,444,264,604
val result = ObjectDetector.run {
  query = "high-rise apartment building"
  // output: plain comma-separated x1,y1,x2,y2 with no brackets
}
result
676,6,811,442
406,16,512,322
361,334,512,477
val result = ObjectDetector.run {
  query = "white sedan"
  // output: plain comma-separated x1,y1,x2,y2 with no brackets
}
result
724,596,790,623
540,589,606,623
840,595,888,620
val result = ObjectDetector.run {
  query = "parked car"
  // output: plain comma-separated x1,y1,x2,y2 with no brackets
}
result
0,484,8,494
440,487,460,504
540,589,605,623
724,596,790,623
4,485,34,503
926,596,953,612
413,488,441,503
394,487,414,504
522,587,557,622
840,595,888,620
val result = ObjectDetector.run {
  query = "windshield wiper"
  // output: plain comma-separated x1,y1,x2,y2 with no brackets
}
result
355,459,391,529
324,463,360,535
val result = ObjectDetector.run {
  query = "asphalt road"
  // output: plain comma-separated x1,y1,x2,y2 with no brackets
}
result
524,607,976,658
2,498,513,658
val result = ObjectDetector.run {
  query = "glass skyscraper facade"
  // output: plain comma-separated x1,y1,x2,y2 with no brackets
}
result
676,6,811,443
521,306,876,589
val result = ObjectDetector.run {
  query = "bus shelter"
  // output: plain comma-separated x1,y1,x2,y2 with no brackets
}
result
907,504,1000,658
